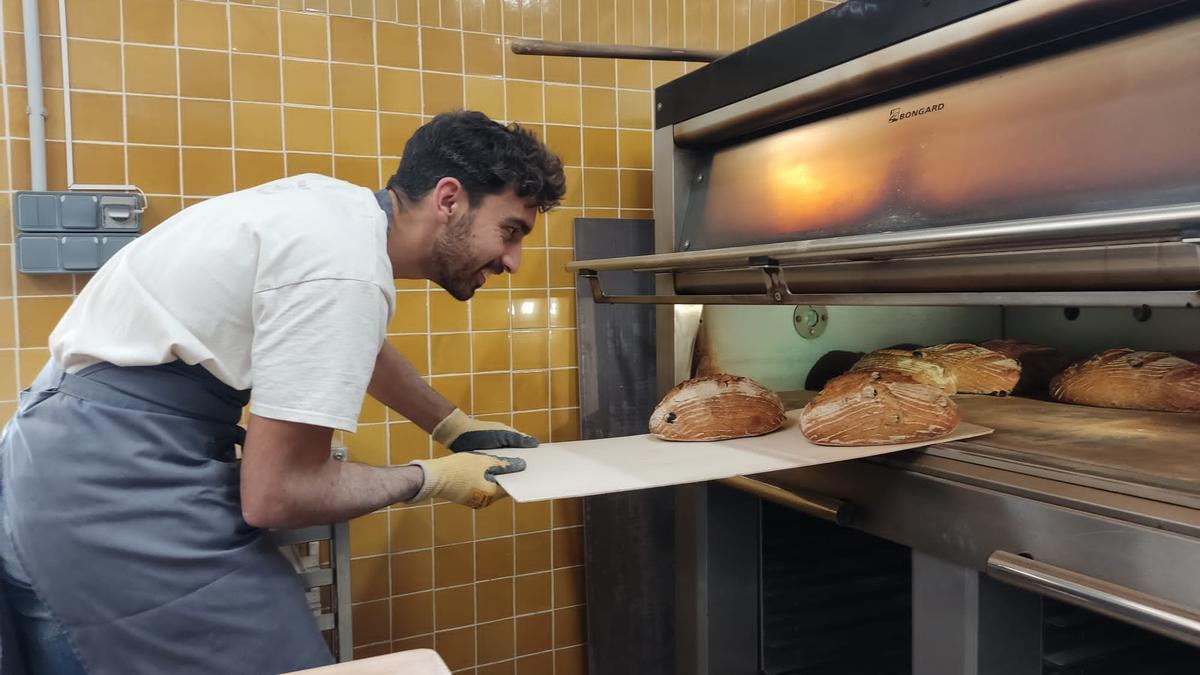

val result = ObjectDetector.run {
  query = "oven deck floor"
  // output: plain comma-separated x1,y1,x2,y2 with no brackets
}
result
778,391,1200,508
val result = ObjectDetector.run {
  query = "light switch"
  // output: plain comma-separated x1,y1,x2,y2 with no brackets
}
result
61,236,102,270
61,195,100,229
17,236,61,272
14,189,144,274
100,235,137,263
15,194,58,231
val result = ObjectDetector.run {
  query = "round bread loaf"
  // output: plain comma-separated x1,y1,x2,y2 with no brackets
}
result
849,349,958,394
980,339,1070,394
650,375,786,441
1176,350,1200,366
1050,348,1200,413
800,371,960,446
917,343,1020,396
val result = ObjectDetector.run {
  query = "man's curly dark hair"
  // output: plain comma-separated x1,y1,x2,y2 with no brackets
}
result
387,110,566,213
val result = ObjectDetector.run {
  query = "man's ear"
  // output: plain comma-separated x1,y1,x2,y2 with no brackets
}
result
433,177,464,220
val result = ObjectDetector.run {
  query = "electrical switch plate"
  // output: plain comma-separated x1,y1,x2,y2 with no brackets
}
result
15,194,58,231
99,196,139,229
100,235,137,263
61,195,100,229
13,190,144,274
18,236,61,272
61,236,101,270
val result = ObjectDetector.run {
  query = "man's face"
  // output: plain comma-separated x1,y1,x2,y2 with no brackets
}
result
431,190,536,301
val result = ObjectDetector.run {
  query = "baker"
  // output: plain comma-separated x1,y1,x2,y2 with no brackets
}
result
0,110,566,674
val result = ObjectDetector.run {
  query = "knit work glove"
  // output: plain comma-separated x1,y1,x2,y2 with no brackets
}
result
408,452,527,508
432,408,540,453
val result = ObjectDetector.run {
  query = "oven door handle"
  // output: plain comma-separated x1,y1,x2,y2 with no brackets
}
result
719,476,854,526
986,550,1200,648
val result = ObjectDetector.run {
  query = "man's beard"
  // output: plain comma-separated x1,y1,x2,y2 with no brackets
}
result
431,209,492,301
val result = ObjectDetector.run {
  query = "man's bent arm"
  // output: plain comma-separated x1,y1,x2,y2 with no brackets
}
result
367,340,455,432
240,414,423,529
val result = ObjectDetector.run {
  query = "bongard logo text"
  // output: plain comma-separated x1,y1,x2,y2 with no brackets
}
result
888,103,945,123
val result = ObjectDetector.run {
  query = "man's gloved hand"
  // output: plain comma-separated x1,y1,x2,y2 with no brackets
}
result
408,452,527,509
432,408,540,453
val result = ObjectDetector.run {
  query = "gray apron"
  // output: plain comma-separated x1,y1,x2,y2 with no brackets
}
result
0,360,334,674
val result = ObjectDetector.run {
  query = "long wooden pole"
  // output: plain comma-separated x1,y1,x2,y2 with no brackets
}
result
509,38,728,62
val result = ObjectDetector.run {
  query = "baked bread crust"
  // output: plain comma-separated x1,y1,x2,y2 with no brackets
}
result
980,339,1071,394
918,343,1020,396
800,371,960,446
850,344,1021,396
849,349,958,394
650,374,787,441
1050,348,1200,413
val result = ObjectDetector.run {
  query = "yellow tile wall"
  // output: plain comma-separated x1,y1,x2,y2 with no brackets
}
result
0,0,838,672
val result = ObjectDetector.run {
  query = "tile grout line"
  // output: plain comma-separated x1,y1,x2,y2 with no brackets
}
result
224,2,238,192
414,0,437,654
117,0,129,286
539,0,555,670
276,5,289,179
174,1,186,228
323,9,336,191
498,0,520,667
0,0,19,392
356,1,400,653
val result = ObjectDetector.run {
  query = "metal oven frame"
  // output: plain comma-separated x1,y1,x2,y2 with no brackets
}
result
574,1,1200,673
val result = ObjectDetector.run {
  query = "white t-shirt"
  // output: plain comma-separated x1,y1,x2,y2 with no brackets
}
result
50,174,397,432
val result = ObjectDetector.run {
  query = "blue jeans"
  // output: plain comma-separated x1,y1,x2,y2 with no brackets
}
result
0,477,87,675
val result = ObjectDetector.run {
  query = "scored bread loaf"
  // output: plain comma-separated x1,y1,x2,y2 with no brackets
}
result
917,343,1020,396
800,371,960,446
980,339,1071,393
650,374,787,441
1050,348,1200,413
849,349,958,394
1176,350,1200,366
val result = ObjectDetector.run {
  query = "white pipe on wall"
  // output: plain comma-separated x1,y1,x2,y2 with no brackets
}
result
21,0,47,191
59,0,73,188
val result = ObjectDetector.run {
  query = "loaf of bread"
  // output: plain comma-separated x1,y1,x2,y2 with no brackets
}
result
849,349,958,394
1176,350,1200,366
1050,348,1200,413
980,339,1071,393
850,343,1021,396
650,374,787,441
917,343,1020,396
800,371,960,446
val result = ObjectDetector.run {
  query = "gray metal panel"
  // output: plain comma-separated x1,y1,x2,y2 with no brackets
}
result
675,482,760,675
13,191,144,233
17,236,60,272
575,218,657,438
13,191,143,274
100,235,137,264
575,217,674,675
16,194,57,231
333,519,353,663
912,551,1042,675
60,236,100,270
301,568,333,588
17,234,138,274
60,194,98,229
748,461,1200,615
273,525,333,546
